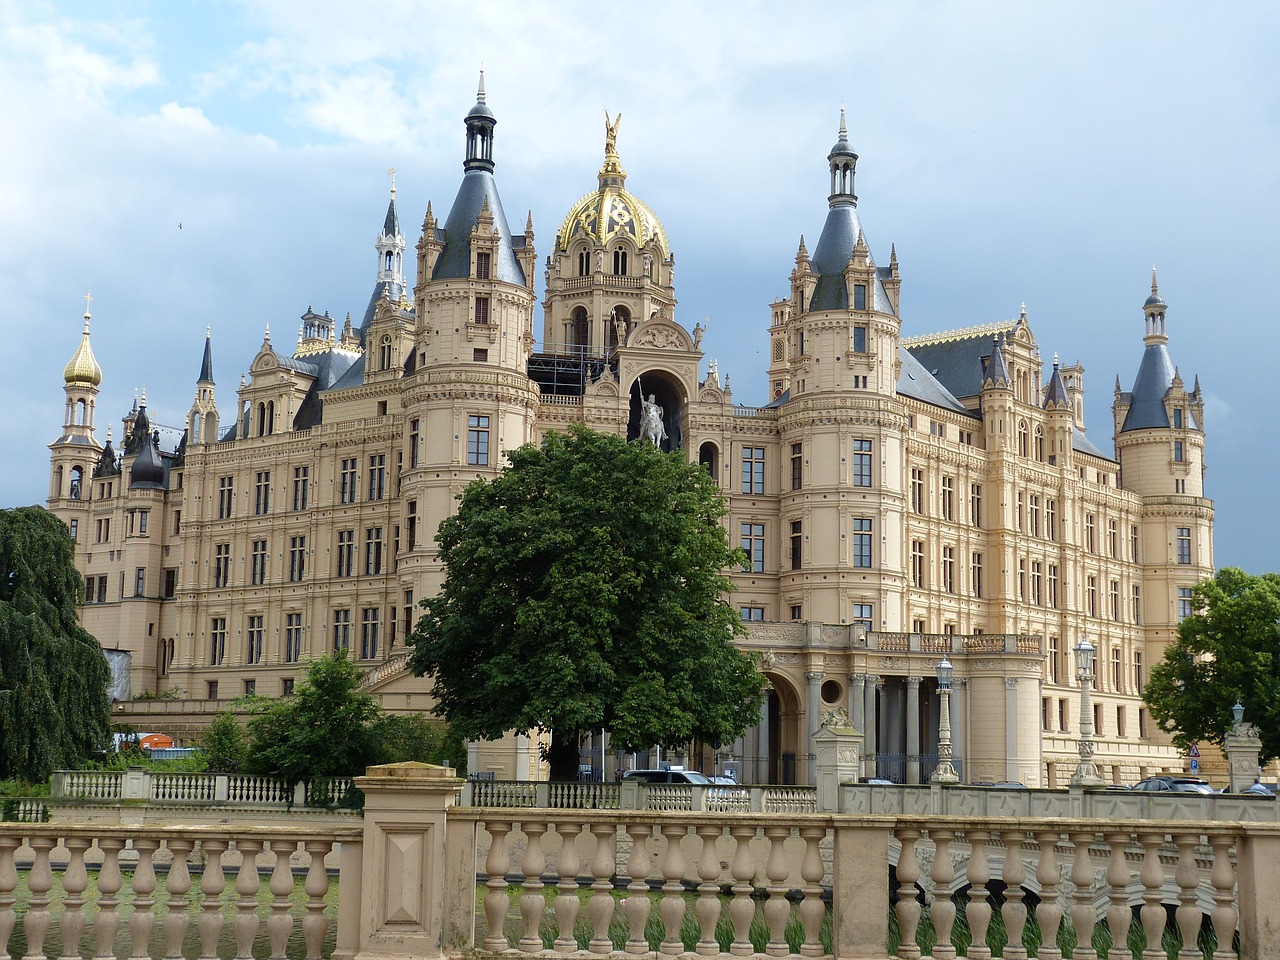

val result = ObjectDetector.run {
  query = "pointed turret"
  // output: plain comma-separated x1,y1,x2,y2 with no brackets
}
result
93,424,120,478
198,328,214,384
464,69,496,173
983,335,1011,388
1120,274,1181,433
361,172,408,338
188,327,220,445
1043,354,1070,409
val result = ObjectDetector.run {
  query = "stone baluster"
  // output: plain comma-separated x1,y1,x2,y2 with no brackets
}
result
659,823,689,955
798,825,827,957
1034,830,1065,960
59,837,92,960
267,840,296,959
1069,831,1098,960
232,838,263,960
967,830,993,960
694,824,724,955
1138,832,1168,960
893,827,922,960
163,838,194,960
301,840,330,960
1208,834,1237,960
1104,832,1133,960
1172,832,1203,959
197,840,228,960
728,824,758,957
94,837,125,960
553,823,582,952
998,830,1028,960
930,829,957,960
482,820,512,952
623,823,653,954
519,823,548,953
24,836,55,960
129,837,160,960
762,824,792,957
0,835,20,960
588,823,617,953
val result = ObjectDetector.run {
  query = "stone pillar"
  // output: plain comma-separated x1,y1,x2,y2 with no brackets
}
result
953,678,967,781
862,675,879,779
1225,720,1264,792
805,671,824,786
1005,677,1023,784
906,676,921,785
514,733,530,781
757,686,771,784
465,740,479,778
813,711,862,812
351,762,466,960
849,674,865,731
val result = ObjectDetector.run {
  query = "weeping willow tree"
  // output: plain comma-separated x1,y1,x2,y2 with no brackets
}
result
0,506,111,781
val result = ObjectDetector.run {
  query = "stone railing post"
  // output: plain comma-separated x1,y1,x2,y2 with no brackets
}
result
292,782,308,808
50,772,67,798
1235,823,1280,959
831,821,890,956
1224,720,1263,792
813,710,861,813
214,775,229,802
351,761,465,960
122,767,149,801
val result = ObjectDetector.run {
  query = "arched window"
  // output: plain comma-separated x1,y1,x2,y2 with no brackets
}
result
1034,426,1045,462
380,335,393,371
1018,420,1029,458
612,247,628,276
266,400,275,435
69,466,83,500
607,305,631,353
698,442,720,481
257,402,267,437
54,465,64,499
385,251,393,272
578,249,591,277
570,307,589,351
76,398,87,425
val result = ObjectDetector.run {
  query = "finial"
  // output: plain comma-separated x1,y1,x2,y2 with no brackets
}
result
1151,265,1158,295
106,423,112,441
140,386,147,407
388,165,397,199
476,68,486,103
264,322,271,342
890,243,897,263
838,105,847,139
1020,302,1027,322
425,199,434,220
205,325,211,339
604,110,622,157
525,209,534,232
1053,352,1059,366
83,289,93,319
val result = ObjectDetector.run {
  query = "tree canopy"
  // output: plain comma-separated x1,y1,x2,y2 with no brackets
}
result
1143,567,1280,762
407,425,765,779
0,506,112,781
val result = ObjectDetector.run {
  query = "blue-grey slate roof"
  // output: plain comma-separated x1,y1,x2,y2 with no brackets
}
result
1072,426,1112,461
358,279,406,337
808,205,894,314
431,170,525,285
198,335,213,383
905,330,1011,400
897,346,978,417
382,197,399,237
1120,342,1175,432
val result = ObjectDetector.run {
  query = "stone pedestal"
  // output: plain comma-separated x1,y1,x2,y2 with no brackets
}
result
1225,722,1263,792
813,709,862,812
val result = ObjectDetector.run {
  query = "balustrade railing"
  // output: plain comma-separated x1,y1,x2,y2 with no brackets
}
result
459,780,818,813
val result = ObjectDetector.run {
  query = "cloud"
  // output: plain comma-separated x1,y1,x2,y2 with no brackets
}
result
4,18,159,107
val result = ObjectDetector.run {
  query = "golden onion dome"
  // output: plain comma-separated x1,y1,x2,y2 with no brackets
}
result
556,113,669,257
64,312,103,387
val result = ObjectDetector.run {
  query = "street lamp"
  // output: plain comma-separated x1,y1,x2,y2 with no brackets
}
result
1071,638,1105,787
932,657,959,784
1232,701,1245,727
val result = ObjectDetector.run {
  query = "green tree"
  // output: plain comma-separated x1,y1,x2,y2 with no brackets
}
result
372,713,467,770
200,711,248,773
244,650,382,785
407,425,765,780
0,506,111,782
1144,567,1280,762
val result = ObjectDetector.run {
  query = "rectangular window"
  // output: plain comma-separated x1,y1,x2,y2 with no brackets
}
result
402,589,414,642
337,529,355,577
1086,514,1096,553
851,604,873,631
254,471,271,515
740,523,765,572
409,419,420,468
282,678,295,696
910,468,925,515
940,476,955,521
790,520,802,570
1046,499,1057,542
467,415,490,466
1031,561,1042,606
340,458,358,504
790,604,803,621
134,567,145,597
138,510,148,534
173,510,181,535
1029,495,1040,537
1087,575,1098,618
911,540,925,588
365,527,384,576
853,283,867,311
250,539,268,586
96,575,107,604
1109,519,1118,559
969,483,982,527
218,476,234,519
1134,652,1144,694
853,324,867,351
163,568,177,599
1048,563,1059,609
852,439,872,487
292,466,309,510
740,606,765,621
213,543,231,588
790,443,802,490
333,609,351,651
1178,586,1194,621
1131,524,1140,562
1016,491,1024,531
244,680,256,697
941,546,955,594
1048,635,1060,684
1059,699,1069,733
474,295,490,324
289,535,306,582
852,518,872,568
473,348,488,362
1138,708,1147,738
208,681,219,700
970,552,983,598
475,251,491,280
1176,527,1192,564
407,500,418,551
1173,440,1184,462
210,617,226,665
1043,697,1052,732
361,608,380,660
285,612,303,663
246,615,264,665
1111,647,1123,692
368,454,386,501
741,447,765,494
69,518,78,541
1110,580,1121,622
1173,408,1183,429
1018,558,1026,600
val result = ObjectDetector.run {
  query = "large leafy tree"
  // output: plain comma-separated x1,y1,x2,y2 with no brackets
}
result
407,424,765,779
0,506,112,781
1144,567,1280,762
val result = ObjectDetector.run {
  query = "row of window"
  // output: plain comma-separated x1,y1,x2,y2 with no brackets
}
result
212,528,383,588
740,602,874,630
743,518,873,572
1042,697,1149,739
83,568,179,604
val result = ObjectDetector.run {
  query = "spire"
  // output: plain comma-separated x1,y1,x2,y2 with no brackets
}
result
63,293,103,387
198,327,214,384
796,235,809,264
984,334,1010,388
1142,266,1168,344
464,69,496,172
1044,353,1070,409
827,106,858,207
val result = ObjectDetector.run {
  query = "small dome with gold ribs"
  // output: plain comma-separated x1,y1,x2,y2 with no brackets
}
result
64,298,103,387
556,112,669,257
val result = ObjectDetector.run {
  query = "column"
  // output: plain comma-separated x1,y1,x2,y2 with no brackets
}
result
906,676,922,785
758,686,772,784
805,671,824,786
515,734,530,781
1004,677,1020,783
862,675,879,779
849,674,866,731
953,679,967,781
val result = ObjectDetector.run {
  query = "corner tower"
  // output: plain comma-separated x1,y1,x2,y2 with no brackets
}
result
186,329,220,445
49,294,104,506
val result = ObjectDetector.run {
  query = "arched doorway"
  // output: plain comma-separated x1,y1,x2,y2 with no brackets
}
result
627,374,683,451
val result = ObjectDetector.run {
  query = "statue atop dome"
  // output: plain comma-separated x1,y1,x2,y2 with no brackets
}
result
605,111,622,157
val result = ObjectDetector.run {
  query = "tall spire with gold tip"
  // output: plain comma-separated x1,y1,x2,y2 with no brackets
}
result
64,292,103,387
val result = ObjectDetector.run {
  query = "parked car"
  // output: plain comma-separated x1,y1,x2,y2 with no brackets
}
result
1131,776,1215,794
1236,781,1276,797
622,769,713,785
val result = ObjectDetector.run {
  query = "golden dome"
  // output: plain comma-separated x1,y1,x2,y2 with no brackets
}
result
556,114,668,257
64,312,103,387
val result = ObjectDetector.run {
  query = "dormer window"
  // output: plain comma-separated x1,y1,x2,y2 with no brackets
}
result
1172,408,1183,429
475,251,491,280
853,283,867,311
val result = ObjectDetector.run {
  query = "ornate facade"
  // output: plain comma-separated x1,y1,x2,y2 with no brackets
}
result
48,81,1213,786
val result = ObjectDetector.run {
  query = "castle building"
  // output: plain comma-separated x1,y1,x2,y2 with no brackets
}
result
48,80,1213,787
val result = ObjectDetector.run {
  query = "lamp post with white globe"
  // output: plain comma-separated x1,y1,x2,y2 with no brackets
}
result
932,657,959,784
1071,638,1105,787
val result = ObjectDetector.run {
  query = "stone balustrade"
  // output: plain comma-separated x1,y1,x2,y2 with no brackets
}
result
49,769,354,808
462,779,819,813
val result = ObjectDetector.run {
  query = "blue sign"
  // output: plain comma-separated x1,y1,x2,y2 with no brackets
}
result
1190,758,1200,773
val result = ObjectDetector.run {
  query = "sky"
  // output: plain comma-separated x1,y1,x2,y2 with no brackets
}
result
2,1,1276,573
